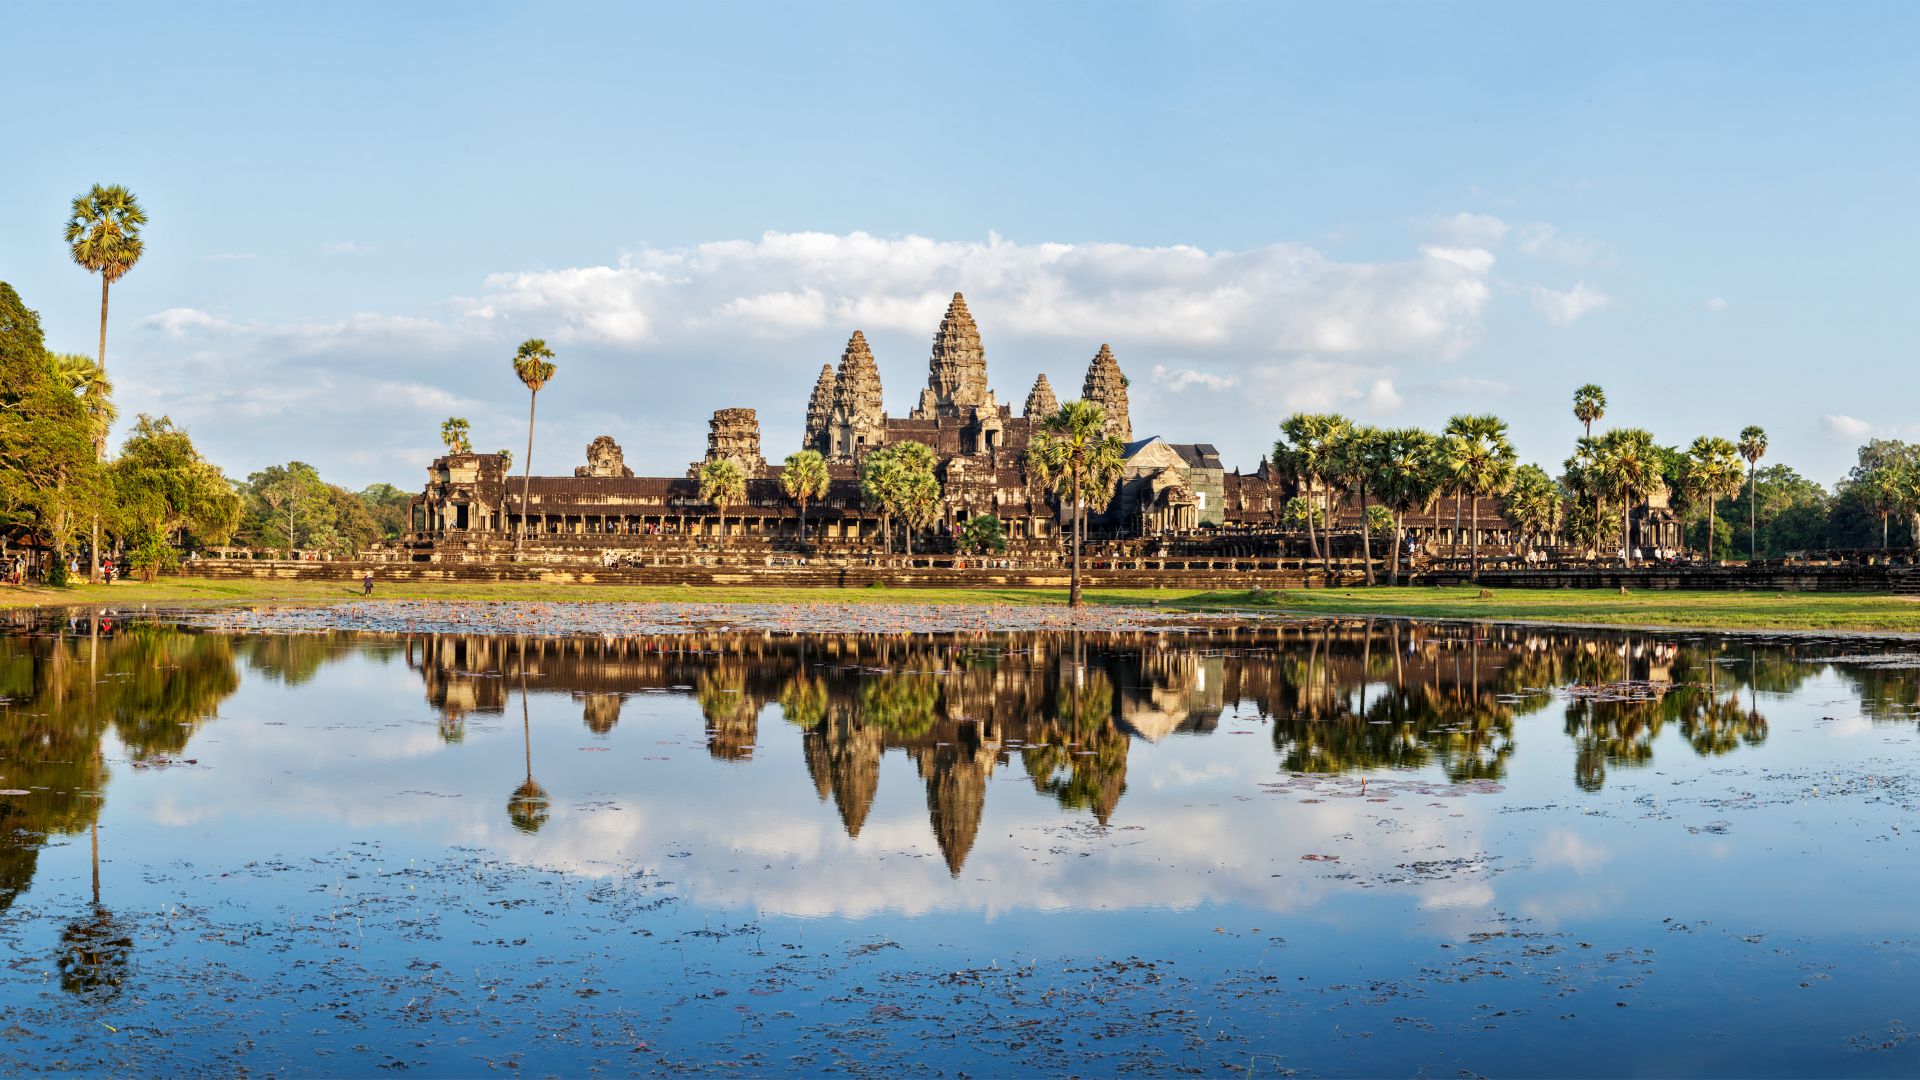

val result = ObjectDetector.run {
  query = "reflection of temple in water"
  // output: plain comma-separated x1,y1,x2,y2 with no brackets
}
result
400,622,1802,874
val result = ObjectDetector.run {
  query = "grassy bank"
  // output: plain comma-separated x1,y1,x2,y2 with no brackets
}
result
5,577,1920,633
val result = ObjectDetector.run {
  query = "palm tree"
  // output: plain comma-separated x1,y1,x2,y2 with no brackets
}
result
511,339,556,555
859,449,903,554
1685,435,1744,560
1374,427,1442,586
64,185,146,389
65,185,146,584
440,417,472,454
697,458,747,549
48,353,117,443
780,449,830,545
1500,464,1563,557
1597,428,1659,566
1027,401,1127,607
1274,413,1351,576
1440,414,1517,579
1332,426,1383,584
1738,425,1768,561
1573,384,1606,439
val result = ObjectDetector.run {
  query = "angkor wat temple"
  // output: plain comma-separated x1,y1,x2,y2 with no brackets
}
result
402,292,1680,563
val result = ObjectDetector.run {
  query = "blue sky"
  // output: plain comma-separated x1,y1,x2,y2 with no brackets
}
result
3,2,1915,489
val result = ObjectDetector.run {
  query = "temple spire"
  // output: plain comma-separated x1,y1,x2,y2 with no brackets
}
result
1023,373,1059,418
917,291,989,415
803,363,835,454
829,330,885,460
1081,343,1132,443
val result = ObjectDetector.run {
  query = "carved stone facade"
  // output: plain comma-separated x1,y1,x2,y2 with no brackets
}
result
575,435,634,478
1023,374,1058,418
826,331,885,461
696,408,764,477
912,292,992,418
803,364,835,454
1082,344,1132,443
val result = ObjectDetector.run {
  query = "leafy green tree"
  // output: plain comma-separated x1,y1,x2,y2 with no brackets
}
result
112,415,241,566
1274,413,1351,575
959,513,1007,555
0,283,105,572
1719,465,1829,557
510,339,556,554
246,462,335,555
1683,435,1744,559
1027,404,1126,606
780,449,830,543
357,483,412,540
1440,414,1517,578
440,416,472,454
1738,425,1768,560
697,457,747,549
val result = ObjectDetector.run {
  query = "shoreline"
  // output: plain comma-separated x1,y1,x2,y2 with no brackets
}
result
11,578,1920,638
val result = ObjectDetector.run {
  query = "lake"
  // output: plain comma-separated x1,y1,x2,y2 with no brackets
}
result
3,609,1919,1076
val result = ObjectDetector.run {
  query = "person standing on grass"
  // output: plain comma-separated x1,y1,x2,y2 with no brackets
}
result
363,571,374,597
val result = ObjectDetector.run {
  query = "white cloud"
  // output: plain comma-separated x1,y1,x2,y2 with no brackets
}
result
1365,378,1402,412
1419,245,1497,274
468,231,1495,361
322,240,377,256
141,307,240,338
1704,296,1728,312
1151,363,1237,392
1514,223,1607,265
1434,375,1513,398
1823,414,1872,441
1528,281,1613,325
1429,212,1510,247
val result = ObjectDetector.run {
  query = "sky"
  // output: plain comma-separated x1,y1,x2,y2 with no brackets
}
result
2,1,1916,491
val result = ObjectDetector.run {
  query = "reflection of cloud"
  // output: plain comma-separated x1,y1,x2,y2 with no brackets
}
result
1517,887,1624,927
1532,828,1611,874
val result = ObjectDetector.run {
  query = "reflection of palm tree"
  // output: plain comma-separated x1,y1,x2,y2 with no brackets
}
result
507,675,549,834
59,819,131,1000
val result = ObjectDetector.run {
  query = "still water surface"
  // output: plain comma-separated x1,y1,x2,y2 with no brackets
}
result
3,615,1919,1075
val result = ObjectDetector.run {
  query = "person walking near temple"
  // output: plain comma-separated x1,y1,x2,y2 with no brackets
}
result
362,571,375,597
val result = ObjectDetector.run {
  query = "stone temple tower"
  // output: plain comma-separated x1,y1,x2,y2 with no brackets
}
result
828,330,885,460
692,408,764,477
913,292,994,418
803,363,835,455
1023,373,1059,418
1082,344,1132,443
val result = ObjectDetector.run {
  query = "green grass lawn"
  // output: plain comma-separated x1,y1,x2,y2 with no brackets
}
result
5,577,1919,633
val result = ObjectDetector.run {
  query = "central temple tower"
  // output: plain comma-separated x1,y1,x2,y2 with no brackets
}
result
912,292,997,419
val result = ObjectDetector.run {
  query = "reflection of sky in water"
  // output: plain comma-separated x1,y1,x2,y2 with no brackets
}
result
5,623,1920,1075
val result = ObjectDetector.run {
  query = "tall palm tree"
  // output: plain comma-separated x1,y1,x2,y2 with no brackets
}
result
1572,384,1606,440
64,185,146,387
1274,413,1351,577
1332,426,1384,584
1440,414,1517,579
440,416,472,454
1738,425,1768,561
65,185,146,584
1374,427,1441,586
1027,401,1126,607
780,449,830,545
511,339,556,555
697,458,747,549
1597,428,1659,566
1685,435,1744,560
